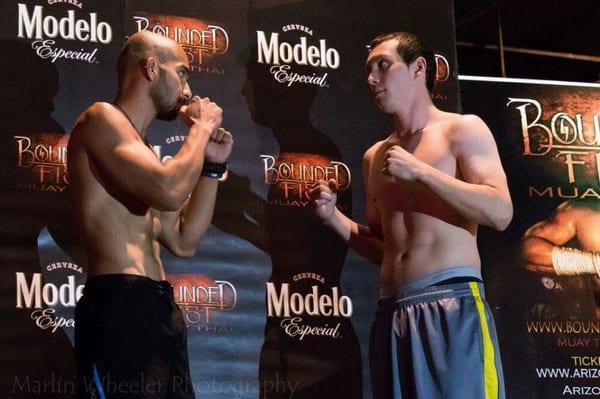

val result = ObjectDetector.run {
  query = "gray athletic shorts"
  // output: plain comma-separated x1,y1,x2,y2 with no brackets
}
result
370,267,505,399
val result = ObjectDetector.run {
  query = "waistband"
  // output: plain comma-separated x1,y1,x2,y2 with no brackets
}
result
83,274,173,299
380,266,482,299
395,281,487,308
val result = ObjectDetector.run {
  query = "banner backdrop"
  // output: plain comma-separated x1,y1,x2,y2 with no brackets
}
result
1,1,458,398
461,76,600,399
1,1,124,398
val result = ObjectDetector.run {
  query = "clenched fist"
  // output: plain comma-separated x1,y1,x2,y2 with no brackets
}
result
205,127,233,164
382,145,424,181
179,96,222,131
311,179,338,223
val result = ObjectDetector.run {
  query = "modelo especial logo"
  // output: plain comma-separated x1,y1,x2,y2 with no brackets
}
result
257,24,340,88
266,273,353,341
17,2,113,63
16,266,84,334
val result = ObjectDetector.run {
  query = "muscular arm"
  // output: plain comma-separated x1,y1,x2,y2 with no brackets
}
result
314,149,383,265
158,177,218,257
522,206,577,273
429,115,512,230
71,99,220,211
325,209,383,265
158,128,233,257
389,114,512,230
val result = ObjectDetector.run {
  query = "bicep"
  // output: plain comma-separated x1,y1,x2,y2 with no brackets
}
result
453,116,509,191
524,213,576,245
77,117,172,208
107,140,164,191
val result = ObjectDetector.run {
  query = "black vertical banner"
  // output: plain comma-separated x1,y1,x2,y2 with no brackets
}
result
462,76,600,399
245,7,362,398
1,1,124,398
1,1,458,398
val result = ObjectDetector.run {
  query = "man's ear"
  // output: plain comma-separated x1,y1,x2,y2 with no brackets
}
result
411,56,427,79
140,57,158,82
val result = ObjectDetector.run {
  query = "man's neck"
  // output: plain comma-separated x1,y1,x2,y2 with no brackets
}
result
114,92,155,136
392,93,437,137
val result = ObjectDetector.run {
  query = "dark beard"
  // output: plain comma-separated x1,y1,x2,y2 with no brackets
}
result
155,104,180,121
151,67,181,121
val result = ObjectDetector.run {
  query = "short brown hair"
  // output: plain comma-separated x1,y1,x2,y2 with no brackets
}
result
369,32,436,92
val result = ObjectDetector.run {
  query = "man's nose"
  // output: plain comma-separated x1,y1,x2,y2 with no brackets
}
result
367,73,378,86
182,82,192,102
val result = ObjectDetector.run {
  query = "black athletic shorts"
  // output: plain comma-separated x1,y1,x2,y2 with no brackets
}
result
75,274,195,398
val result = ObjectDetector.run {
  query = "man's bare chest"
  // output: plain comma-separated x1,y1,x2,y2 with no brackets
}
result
369,137,457,212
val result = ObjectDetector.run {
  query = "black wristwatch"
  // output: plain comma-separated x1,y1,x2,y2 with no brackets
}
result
201,161,227,179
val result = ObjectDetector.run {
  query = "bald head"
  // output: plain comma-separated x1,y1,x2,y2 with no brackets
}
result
117,31,183,88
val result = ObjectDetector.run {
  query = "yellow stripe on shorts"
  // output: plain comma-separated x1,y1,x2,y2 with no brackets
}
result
469,282,499,399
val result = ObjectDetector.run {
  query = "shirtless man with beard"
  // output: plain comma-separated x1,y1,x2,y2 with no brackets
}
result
69,31,232,398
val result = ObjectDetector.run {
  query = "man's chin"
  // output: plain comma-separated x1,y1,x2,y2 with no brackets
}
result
374,100,397,115
156,106,180,121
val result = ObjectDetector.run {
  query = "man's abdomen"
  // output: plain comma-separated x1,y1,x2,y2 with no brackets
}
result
379,217,481,296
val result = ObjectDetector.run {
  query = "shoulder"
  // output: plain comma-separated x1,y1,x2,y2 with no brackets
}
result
439,113,498,156
77,102,116,123
446,113,492,141
544,201,586,227
73,102,115,131
71,102,125,145
545,201,585,229
363,138,388,164
87,102,124,128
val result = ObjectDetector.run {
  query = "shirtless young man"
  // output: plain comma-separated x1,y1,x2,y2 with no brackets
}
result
68,31,232,398
312,32,512,399
522,200,600,318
